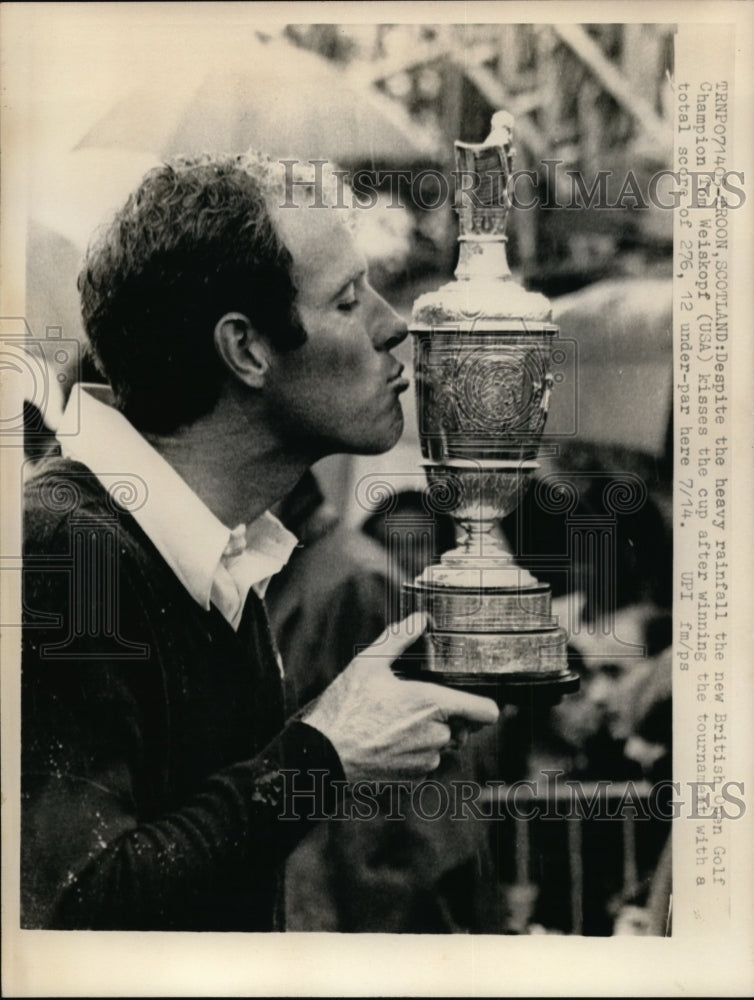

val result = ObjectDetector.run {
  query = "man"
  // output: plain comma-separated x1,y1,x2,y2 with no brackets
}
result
21,152,498,931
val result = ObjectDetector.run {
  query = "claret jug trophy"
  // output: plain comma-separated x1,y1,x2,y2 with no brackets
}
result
403,111,578,703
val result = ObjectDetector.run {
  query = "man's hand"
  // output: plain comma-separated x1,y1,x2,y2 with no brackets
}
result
302,613,499,782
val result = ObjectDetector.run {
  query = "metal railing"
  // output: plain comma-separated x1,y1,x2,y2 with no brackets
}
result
480,780,672,935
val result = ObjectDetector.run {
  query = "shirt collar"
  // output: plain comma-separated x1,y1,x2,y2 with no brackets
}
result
58,384,298,629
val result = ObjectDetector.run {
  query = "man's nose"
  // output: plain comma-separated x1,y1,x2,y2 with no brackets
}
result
586,673,612,708
370,292,408,351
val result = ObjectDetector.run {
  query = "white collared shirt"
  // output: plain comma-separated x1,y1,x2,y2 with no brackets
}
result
57,384,298,632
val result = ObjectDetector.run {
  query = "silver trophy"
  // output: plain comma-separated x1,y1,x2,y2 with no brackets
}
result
403,111,578,702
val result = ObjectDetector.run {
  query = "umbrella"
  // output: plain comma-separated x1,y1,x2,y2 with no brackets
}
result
23,148,163,428
547,277,672,457
30,149,162,252
74,34,440,165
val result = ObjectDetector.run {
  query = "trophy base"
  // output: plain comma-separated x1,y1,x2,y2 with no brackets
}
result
393,664,580,706
402,576,577,704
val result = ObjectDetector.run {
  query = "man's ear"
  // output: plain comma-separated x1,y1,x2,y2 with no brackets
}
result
213,312,271,389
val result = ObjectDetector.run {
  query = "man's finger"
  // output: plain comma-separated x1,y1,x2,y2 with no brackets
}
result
448,720,471,748
423,682,500,727
360,612,428,661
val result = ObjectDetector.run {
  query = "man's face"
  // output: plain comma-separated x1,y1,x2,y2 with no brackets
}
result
551,598,658,745
262,204,409,459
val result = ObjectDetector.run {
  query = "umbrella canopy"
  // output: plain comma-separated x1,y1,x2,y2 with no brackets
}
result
75,35,440,165
547,277,672,457
30,149,162,252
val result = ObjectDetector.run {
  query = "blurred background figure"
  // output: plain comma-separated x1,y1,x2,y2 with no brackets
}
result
611,647,672,936
542,598,672,782
624,647,673,784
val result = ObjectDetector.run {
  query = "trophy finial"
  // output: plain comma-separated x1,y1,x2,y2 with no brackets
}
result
487,109,515,143
412,110,551,320
453,109,514,229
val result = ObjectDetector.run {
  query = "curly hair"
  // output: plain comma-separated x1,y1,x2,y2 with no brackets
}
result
78,152,306,433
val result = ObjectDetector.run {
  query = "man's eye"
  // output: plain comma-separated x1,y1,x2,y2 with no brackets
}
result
601,663,622,680
337,299,359,313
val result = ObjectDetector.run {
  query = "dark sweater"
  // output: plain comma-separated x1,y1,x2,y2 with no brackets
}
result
21,457,344,931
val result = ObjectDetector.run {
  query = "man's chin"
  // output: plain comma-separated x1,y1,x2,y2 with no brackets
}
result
315,409,404,459
350,414,405,456
349,434,402,457
374,416,405,454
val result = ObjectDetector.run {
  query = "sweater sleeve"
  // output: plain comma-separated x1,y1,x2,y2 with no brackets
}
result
21,510,345,930
22,717,343,930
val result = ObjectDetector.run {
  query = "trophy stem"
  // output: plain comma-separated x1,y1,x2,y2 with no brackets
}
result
448,520,510,561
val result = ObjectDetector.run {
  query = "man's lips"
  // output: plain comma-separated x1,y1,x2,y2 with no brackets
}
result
388,366,410,394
